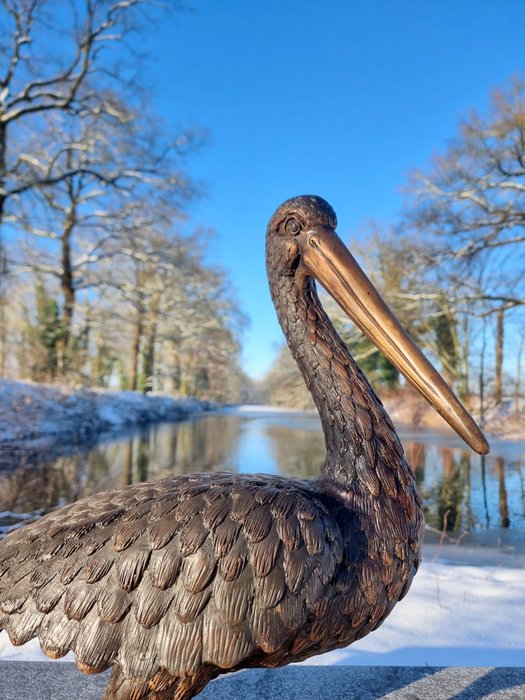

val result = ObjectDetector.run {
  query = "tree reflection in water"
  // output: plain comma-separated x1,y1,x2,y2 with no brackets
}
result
0,413,524,537
496,457,510,528
266,425,325,479
405,441,425,487
436,448,465,532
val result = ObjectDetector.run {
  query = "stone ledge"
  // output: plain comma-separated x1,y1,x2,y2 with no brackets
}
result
1,662,524,699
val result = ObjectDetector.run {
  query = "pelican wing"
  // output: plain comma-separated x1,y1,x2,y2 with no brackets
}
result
0,472,344,687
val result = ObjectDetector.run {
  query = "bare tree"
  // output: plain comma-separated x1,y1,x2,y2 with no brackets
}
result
407,78,525,261
0,0,177,224
8,107,198,369
516,327,525,411
0,2,249,400
96,225,246,400
0,0,185,373
404,77,525,403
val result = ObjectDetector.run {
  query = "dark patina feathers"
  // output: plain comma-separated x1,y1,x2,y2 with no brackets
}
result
0,195,434,700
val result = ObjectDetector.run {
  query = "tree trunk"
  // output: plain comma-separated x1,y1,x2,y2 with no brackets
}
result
130,306,144,391
479,318,487,428
59,198,77,372
0,120,6,228
0,121,7,376
169,341,182,394
459,313,470,406
142,321,157,394
516,331,524,413
494,307,505,406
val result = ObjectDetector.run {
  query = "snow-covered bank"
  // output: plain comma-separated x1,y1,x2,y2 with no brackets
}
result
0,379,211,468
0,558,523,667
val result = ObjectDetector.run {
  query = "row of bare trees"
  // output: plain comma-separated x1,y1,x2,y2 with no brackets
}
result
0,0,247,401
263,78,525,414
403,77,525,407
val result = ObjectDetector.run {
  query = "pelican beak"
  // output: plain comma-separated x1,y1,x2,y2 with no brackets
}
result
302,226,490,455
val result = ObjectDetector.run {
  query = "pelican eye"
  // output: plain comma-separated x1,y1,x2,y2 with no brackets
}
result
285,218,301,235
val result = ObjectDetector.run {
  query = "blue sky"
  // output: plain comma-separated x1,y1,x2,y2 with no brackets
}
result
144,1,525,378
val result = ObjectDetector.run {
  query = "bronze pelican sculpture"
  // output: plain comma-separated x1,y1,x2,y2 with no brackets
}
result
0,195,488,699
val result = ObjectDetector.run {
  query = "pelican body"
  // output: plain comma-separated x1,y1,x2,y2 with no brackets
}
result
0,196,488,699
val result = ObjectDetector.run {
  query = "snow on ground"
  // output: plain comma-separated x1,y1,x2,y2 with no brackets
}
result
1,559,523,667
317,560,525,667
0,379,210,467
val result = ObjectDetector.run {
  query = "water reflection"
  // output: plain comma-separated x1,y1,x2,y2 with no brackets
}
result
266,425,324,478
0,410,524,537
496,457,510,528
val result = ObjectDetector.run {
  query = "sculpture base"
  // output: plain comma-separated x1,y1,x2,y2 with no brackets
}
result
0,662,524,699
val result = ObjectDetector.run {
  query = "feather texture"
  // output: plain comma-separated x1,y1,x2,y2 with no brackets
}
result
0,469,420,699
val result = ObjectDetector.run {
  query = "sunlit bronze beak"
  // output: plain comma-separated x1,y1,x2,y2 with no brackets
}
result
302,226,490,455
